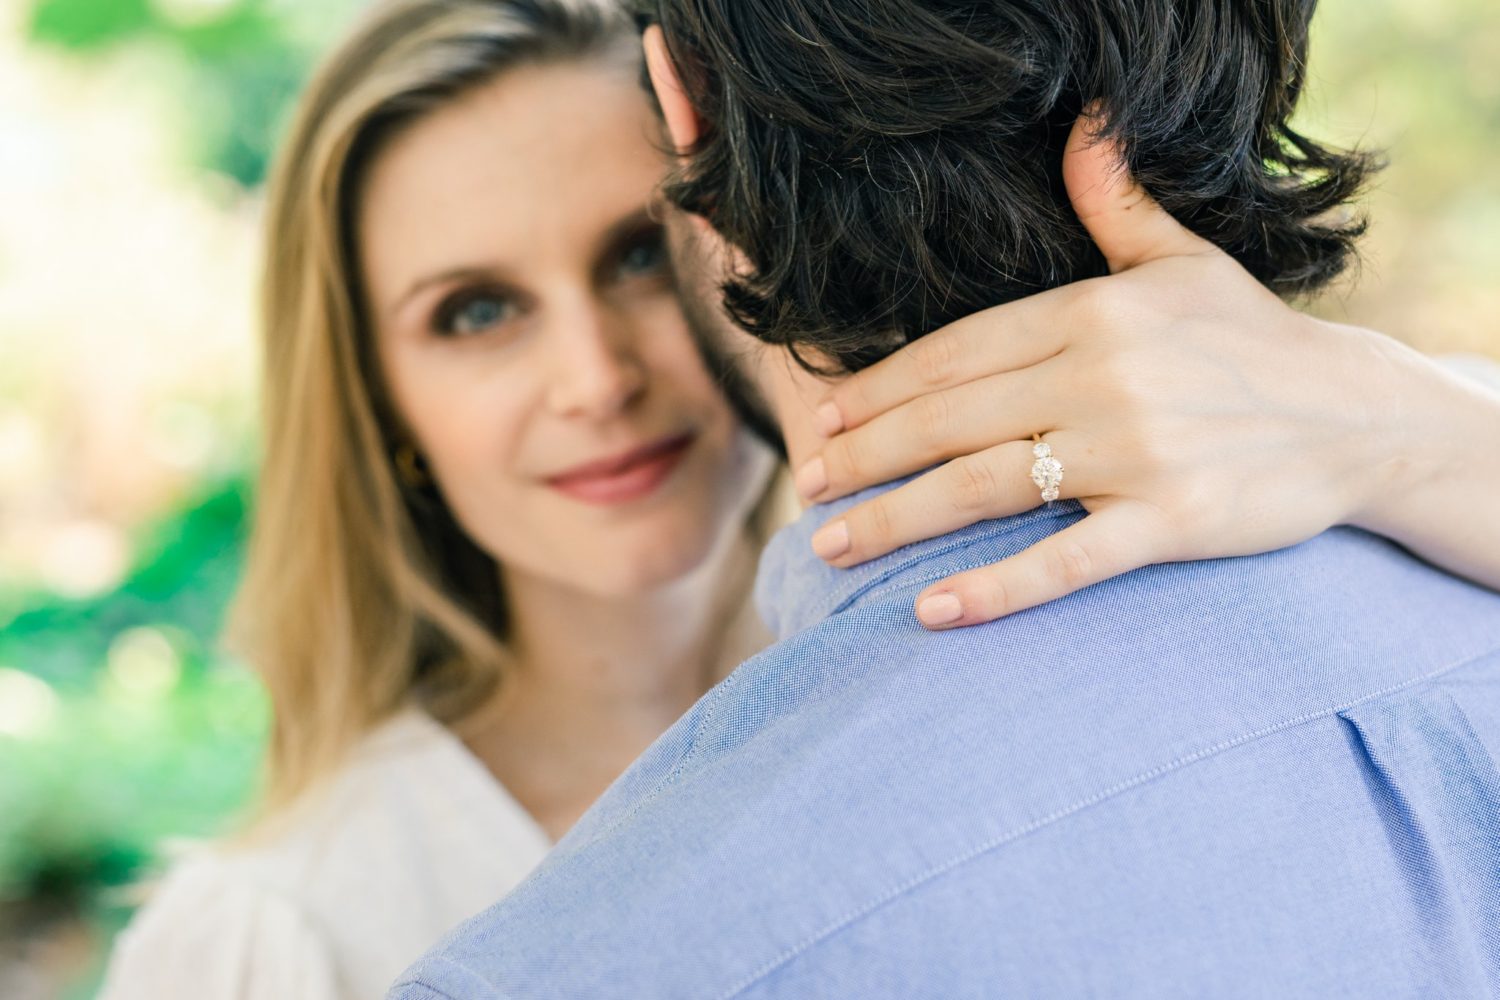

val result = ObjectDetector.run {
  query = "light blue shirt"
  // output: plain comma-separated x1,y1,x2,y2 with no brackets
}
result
393,487,1500,999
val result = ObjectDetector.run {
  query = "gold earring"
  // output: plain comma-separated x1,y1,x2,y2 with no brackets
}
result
395,445,431,488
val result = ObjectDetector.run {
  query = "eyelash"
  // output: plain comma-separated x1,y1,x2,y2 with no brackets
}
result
430,287,521,339
614,227,669,279
425,226,669,339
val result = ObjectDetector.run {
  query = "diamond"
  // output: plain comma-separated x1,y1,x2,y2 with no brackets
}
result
1030,456,1063,486
1030,444,1064,503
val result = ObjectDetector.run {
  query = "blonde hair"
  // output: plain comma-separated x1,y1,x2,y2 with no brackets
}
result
231,0,648,817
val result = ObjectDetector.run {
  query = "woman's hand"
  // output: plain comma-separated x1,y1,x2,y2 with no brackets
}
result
795,116,1500,629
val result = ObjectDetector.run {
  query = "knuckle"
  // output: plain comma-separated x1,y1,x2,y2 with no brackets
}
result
960,571,1010,619
1068,280,1117,330
1070,282,1151,350
951,456,1000,514
859,497,895,549
1047,539,1096,591
910,332,958,388
826,435,862,485
833,379,870,423
914,391,952,448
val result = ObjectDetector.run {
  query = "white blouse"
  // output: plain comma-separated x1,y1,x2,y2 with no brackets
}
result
1439,351,1500,391
98,708,553,1000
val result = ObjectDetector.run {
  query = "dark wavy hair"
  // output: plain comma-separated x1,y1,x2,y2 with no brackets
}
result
631,0,1379,373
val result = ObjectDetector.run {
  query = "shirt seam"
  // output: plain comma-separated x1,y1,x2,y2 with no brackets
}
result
717,643,1500,999
848,526,1376,619
566,668,743,847
392,957,510,999
389,984,464,1000
806,502,1084,629
850,541,1102,617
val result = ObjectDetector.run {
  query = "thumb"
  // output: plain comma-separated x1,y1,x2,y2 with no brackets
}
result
1062,112,1218,273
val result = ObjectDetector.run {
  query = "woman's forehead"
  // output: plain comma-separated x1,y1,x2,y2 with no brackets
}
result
357,61,666,300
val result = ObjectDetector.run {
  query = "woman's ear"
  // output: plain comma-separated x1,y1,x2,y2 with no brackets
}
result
644,25,702,156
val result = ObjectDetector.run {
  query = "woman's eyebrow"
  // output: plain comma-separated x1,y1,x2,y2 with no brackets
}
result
389,204,659,319
593,205,659,261
389,265,506,320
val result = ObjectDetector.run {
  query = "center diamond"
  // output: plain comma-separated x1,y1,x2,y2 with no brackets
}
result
1030,442,1064,503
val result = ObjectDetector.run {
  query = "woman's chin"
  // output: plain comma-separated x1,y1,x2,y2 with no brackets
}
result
506,518,716,599
584,534,716,597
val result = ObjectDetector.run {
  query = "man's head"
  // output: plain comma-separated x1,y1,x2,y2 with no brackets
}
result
634,0,1373,456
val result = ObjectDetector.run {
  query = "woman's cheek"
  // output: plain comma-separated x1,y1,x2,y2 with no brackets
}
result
401,353,539,532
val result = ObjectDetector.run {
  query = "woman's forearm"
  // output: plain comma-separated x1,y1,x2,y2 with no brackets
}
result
1350,329,1500,594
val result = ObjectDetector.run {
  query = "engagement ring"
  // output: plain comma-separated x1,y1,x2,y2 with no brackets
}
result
1030,433,1064,504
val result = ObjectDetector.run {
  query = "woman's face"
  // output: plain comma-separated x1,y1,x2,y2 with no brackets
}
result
358,55,758,598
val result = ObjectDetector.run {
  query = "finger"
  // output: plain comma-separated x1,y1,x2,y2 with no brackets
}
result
912,501,1159,629
1062,113,1219,273
816,292,1072,436
800,359,1068,503
810,435,1105,568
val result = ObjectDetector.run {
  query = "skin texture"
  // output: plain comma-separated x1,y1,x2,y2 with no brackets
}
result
360,59,754,599
357,58,771,837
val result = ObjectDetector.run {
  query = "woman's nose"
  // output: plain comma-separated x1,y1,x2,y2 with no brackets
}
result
544,301,648,420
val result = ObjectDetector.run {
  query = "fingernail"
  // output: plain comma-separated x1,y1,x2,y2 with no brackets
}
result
917,593,964,627
795,457,828,499
811,520,850,561
814,402,844,438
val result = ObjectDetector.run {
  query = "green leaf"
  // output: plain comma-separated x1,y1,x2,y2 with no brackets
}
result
26,0,156,51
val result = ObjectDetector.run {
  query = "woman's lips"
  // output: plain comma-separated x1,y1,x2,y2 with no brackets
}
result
545,433,696,506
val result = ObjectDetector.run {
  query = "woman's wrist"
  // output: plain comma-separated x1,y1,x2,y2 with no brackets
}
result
1341,325,1450,532
1343,324,1500,588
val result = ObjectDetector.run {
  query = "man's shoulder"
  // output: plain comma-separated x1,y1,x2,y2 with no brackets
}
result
393,526,1500,998
655,523,1500,812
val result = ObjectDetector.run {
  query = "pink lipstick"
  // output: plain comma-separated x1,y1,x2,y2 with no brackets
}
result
546,433,695,506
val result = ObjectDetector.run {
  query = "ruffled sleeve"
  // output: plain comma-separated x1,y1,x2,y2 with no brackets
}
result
97,855,347,1000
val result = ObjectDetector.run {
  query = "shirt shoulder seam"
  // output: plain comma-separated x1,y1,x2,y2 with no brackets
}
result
815,503,1083,625
391,956,513,999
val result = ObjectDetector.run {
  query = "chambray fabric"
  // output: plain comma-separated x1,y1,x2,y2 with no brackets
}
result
392,486,1500,1000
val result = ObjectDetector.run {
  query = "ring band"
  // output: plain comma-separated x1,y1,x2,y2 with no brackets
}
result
1030,433,1064,504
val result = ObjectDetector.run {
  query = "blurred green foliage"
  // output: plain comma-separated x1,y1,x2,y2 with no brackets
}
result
6,1,367,991
25,0,356,187
0,477,267,989
0,658,266,904
4,480,250,691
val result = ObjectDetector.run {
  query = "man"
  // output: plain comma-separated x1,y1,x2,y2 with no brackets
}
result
394,1,1500,996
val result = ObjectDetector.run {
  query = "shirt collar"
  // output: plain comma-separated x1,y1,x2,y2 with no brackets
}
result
754,473,1087,638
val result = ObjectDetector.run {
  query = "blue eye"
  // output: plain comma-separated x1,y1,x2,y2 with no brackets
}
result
435,290,519,337
618,231,668,277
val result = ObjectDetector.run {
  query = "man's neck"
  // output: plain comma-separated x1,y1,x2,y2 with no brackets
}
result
756,347,843,499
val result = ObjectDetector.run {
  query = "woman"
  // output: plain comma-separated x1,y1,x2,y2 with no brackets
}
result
101,0,1500,996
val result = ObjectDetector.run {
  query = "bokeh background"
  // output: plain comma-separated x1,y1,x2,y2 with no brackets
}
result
0,0,1496,995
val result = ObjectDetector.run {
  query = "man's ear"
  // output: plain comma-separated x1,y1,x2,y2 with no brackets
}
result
643,25,702,156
